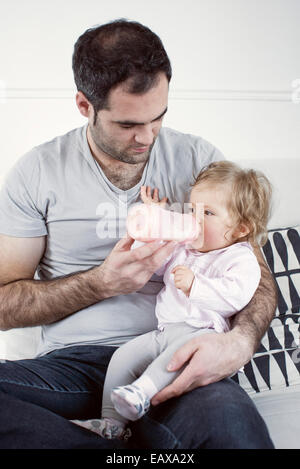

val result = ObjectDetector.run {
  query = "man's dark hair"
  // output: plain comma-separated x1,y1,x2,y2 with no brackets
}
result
72,19,172,118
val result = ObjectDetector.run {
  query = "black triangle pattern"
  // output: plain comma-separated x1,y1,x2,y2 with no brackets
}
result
263,229,300,317
272,351,289,387
262,238,274,273
286,349,300,374
256,341,268,354
289,280,300,314
243,361,259,393
284,324,297,349
273,232,288,269
237,226,300,394
274,283,289,316
288,229,300,264
267,326,283,351
230,373,239,384
240,349,300,394
263,237,288,316
253,355,271,389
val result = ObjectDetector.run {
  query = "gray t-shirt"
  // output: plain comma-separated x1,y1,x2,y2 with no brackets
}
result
0,125,224,356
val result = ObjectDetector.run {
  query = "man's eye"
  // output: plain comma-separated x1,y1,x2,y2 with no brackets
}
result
204,210,214,216
120,125,133,129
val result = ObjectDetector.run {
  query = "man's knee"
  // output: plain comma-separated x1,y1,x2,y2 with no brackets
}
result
204,395,274,449
134,378,274,449
197,380,274,448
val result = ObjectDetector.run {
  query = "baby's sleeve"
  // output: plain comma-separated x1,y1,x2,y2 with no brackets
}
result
189,247,261,318
155,252,173,276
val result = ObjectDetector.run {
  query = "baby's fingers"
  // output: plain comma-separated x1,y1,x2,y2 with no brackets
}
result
160,197,168,205
171,265,188,274
140,185,148,202
153,188,160,202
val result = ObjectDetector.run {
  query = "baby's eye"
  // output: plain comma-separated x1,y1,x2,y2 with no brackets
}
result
204,210,214,216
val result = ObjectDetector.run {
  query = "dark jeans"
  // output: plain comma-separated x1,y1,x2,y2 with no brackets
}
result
0,345,274,449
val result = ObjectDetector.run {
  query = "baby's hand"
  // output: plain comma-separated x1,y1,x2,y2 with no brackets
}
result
171,265,195,297
141,186,168,207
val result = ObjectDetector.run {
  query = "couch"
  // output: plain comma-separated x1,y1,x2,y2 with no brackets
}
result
0,156,299,449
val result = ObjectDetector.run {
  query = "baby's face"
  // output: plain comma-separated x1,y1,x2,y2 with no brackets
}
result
188,183,238,252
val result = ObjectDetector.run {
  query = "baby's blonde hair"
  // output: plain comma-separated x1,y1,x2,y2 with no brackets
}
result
192,161,272,246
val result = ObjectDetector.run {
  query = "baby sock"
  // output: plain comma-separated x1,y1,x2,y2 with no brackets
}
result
111,375,158,421
71,417,131,440
134,374,159,398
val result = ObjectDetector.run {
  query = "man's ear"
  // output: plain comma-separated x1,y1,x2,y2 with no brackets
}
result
75,91,93,118
233,222,251,240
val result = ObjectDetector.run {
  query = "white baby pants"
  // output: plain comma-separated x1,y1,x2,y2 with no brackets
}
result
102,322,214,422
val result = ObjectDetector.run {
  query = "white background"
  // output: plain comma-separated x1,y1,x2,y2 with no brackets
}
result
0,0,299,186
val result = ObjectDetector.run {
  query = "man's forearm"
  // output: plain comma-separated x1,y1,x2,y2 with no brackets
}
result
0,233,178,331
231,252,278,359
0,266,107,330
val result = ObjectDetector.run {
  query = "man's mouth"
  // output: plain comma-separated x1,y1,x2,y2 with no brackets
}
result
132,146,149,153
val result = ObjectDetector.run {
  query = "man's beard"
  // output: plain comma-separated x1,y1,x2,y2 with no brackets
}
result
89,122,156,165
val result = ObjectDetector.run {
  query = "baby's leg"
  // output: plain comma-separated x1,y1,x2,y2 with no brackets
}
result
112,325,214,421
102,331,158,422
71,331,158,438
142,326,213,391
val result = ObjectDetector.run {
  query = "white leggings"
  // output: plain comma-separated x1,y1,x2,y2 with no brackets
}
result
101,322,214,422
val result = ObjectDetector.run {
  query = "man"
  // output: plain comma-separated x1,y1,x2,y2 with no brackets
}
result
0,19,276,449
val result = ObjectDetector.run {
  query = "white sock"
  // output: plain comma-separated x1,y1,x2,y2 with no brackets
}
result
133,375,158,399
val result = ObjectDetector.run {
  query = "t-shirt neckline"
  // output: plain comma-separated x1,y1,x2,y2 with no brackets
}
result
80,123,156,204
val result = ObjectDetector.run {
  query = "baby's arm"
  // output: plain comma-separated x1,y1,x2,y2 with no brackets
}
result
188,252,261,318
171,265,195,297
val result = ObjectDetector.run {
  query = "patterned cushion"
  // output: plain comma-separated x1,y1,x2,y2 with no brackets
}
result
233,226,300,395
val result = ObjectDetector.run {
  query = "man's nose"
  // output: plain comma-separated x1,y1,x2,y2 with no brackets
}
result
134,124,155,146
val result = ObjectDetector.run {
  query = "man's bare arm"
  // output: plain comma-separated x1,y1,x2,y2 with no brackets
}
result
0,267,107,330
0,234,177,331
230,245,278,356
0,234,104,330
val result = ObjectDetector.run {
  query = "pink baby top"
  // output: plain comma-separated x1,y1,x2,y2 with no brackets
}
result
150,241,261,333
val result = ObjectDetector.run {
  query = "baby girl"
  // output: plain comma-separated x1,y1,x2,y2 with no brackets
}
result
72,160,272,440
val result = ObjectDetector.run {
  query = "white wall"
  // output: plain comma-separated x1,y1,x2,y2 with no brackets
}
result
0,0,299,186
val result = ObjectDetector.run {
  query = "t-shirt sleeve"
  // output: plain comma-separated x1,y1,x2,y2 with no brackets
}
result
179,131,226,184
194,135,225,169
0,155,47,237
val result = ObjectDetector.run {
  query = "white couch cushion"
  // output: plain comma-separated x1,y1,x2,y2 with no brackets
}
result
0,327,41,361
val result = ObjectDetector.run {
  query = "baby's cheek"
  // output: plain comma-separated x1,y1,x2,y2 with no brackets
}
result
204,223,224,244
204,223,215,241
